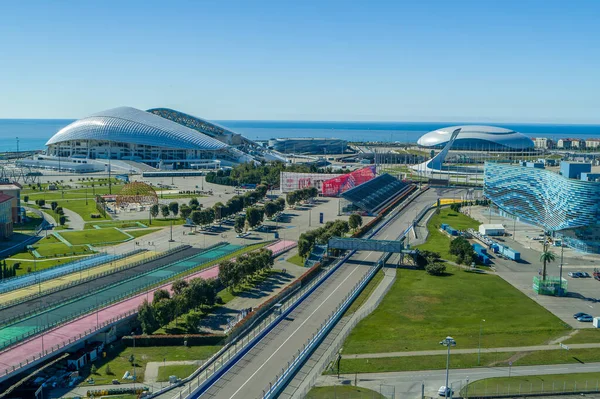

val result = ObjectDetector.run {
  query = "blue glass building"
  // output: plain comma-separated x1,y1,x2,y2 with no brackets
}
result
484,162,600,254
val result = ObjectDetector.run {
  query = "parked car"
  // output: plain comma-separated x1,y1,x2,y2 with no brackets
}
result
577,315,594,322
111,379,120,385
594,275,600,282
574,312,590,319
568,272,578,278
438,386,453,397
582,272,591,278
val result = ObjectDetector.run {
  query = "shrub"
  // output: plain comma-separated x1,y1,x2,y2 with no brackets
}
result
425,262,447,276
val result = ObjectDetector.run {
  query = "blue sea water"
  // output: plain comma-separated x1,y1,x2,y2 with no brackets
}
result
1,118,600,152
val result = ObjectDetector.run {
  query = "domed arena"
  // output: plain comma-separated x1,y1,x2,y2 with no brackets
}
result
417,125,534,151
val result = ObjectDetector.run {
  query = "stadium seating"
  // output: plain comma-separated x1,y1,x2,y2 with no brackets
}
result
341,173,410,214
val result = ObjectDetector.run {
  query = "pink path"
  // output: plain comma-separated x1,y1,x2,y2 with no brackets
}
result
0,240,295,377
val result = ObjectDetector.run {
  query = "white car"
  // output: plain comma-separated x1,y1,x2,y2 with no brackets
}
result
438,386,453,397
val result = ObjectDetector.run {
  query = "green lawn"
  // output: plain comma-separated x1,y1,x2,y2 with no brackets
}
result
55,199,111,221
332,348,600,374
13,212,44,231
34,235,95,257
79,342,220,386
127,228,162,238
286,254,305,267
84,221,148,229
5,257,80,275
60,228,130,245
341,267,569,354
344,269,385,316
84,218,186,229
564,329,600,344
23,186,115,201
305,386,386,399
463,372,600,397
415,208,481,262
157,364,198,381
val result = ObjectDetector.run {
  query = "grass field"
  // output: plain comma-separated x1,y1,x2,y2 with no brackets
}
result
78,342,220,386
157,364,198,381
34,235,95,257
344,269,385,316
83,218,186,229
127,228,162,238
23,186,116,201
564,329,600,344
285,254,305,267
13,212,44,231
333,348,600,374
60,228,130,245
5,257,80,275
341,267,569,354
414,208,481,262
305,386,386,399
463,372,600,397
56,199,111,221
84,221,148,229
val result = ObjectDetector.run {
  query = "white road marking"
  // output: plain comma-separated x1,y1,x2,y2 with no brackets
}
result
228,251,375,398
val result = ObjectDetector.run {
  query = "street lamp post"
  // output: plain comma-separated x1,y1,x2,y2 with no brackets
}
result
478,319,485,366
440,336,456,398
558,240,565,296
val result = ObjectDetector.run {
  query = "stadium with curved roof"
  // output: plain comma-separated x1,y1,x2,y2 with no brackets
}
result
417,125,534,151
43,106,281,170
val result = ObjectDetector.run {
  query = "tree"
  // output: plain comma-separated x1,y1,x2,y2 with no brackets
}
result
23,195,29,203
154,298,174,326
180,204,192,220
186,312,203,334
168,202,179,217
150,204,159,219
189,198,200,209
59,215,66,226
213,202,225,221
172,279,189,296
540,239,556,281
246,207,262,229
91,364,98,374
425,262,447,276
51,201,58,211
234,215,246,234
264,201,278,219
137,299,159,334
105,363,113,375
348,214,363,231
286,192,297,207
161,205,170,219
128,354,135,365
55,206,64,215
152,288,170,305
38,199,46,207
191,210,202,227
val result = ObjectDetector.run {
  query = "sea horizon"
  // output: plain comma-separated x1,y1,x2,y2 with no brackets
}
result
1,118,600,153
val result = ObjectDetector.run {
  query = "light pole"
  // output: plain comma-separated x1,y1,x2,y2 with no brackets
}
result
478,319,485,365
465,377,469,399
558,239,565,296
440,336,456,398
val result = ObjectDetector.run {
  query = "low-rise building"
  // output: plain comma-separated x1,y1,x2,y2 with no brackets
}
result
571,138,586,149
585,139,600,149
533,137,554,149
0,179,22,223
557,139,572,149
0,193,14,239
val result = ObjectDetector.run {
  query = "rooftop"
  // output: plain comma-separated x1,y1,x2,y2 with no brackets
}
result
0,193,14,204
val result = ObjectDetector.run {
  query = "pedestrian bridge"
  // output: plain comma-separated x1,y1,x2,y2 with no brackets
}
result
328,237,407,253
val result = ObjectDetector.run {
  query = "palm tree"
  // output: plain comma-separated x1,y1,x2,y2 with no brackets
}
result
540,239,556,281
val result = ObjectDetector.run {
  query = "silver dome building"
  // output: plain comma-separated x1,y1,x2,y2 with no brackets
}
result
45,106,257,168
417,125,534,151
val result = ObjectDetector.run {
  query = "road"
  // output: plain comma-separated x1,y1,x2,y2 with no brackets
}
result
317,362,600,398
173,187,463,399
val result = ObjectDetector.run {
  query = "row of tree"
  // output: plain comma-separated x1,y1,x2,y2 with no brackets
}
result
1,261,18,280
286,187,319,207
448,199,491,213
449,236,477,265
137,277,218,334
219,248,274,291
298,220,350,259
414,250,447,276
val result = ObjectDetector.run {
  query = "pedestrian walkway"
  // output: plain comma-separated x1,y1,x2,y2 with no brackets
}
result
344,342,600,359
60,207,85,230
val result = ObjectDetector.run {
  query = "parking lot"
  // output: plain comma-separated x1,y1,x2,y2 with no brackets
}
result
470,207,600,329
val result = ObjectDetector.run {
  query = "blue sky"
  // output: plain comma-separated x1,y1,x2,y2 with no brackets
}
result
0,0,599,122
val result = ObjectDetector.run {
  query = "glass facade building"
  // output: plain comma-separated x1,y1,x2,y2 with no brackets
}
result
484,162,600,254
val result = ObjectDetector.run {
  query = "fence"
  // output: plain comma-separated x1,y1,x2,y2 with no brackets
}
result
464,378,600,398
